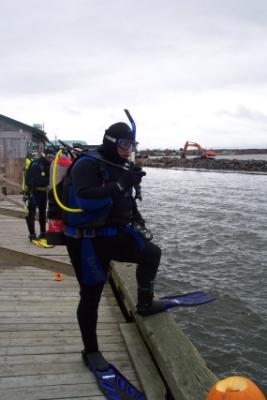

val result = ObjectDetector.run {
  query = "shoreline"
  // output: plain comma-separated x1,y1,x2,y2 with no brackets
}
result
137,157,267,174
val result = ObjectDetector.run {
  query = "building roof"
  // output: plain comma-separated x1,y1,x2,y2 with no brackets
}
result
54,139,88,146
0,113,49,142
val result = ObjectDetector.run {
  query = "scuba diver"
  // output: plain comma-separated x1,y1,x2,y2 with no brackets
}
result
62,121,173,372
24,147,56,247
58,117,215,400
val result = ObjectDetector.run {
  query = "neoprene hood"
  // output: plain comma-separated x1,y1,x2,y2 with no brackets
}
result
101,122,132,163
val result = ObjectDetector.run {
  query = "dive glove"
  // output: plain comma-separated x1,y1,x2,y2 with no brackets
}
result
116,167,146,192
135,223,153,241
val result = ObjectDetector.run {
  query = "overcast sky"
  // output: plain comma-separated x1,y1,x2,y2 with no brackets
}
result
1,0,267,149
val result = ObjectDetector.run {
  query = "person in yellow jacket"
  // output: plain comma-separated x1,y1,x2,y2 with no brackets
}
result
22,151,38,196
23,148,55,247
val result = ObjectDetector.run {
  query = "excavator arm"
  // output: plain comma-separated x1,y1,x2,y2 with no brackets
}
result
181,141,216,159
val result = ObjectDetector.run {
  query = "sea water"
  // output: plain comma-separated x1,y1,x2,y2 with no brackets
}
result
138,167,267,394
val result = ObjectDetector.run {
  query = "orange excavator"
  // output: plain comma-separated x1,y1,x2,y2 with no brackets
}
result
180,141,216,159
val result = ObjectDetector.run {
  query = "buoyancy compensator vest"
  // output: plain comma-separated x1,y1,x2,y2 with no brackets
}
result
62,151,112,230
46,149,113,245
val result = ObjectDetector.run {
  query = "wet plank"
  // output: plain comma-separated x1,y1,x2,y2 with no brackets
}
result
0,204,151,399
0,261,142,399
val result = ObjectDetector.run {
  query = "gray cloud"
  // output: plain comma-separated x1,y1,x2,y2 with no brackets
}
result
1,0,267,147
217,106,267,124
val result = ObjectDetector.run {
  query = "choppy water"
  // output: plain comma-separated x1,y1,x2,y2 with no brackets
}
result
138,168,267,394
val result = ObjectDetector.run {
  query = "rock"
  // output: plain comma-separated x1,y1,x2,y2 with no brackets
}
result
137,157,267,173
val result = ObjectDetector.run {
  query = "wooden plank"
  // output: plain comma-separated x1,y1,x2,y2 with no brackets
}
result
0,382,104,400
0,297,116,305
0,308,122,317
0,315,123,324
0,194,23,208
0,293,80,298
0,370,138,389
0,246,75,276
0,352,133,366
0,373,96,389
0,342,129,356
0,298,117,307
0,360,134,378
0,322,118,332
0,323,79,332
0,207,25,218
0,335,123,348
0,361,87,378
120,322,167,399
0,290,79,296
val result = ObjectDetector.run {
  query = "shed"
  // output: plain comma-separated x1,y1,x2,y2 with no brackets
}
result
0,114,49,194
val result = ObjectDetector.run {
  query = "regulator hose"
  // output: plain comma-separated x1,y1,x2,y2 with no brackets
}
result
52,149,82,213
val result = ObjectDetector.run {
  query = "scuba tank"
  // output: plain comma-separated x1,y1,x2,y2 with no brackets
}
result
46,152,73,245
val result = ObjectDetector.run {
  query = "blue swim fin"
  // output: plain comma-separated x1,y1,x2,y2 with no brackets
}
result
92,364,146,400
82,350,146,399
160,290,216,310
137,291,216,316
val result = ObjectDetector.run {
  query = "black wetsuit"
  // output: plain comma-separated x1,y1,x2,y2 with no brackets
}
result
25,156,50,238
64,150,161,353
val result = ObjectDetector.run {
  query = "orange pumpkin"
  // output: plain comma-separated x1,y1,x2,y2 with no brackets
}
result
206,376,266,400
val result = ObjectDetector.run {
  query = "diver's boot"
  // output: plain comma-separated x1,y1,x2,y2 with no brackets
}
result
136,285,170,316
29,234,38,242
81,350,109,371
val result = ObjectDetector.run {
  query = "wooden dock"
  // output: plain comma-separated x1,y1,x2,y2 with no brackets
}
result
0,195,218,400
0,206,147,399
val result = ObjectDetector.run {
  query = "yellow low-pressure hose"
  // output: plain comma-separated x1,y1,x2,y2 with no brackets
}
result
52,149,82,213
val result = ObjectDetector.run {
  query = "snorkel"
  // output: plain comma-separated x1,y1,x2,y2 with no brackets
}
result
124,109,136,164
124,109,142,201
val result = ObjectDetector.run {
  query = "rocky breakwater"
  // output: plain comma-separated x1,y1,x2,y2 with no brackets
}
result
137,157,267,173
